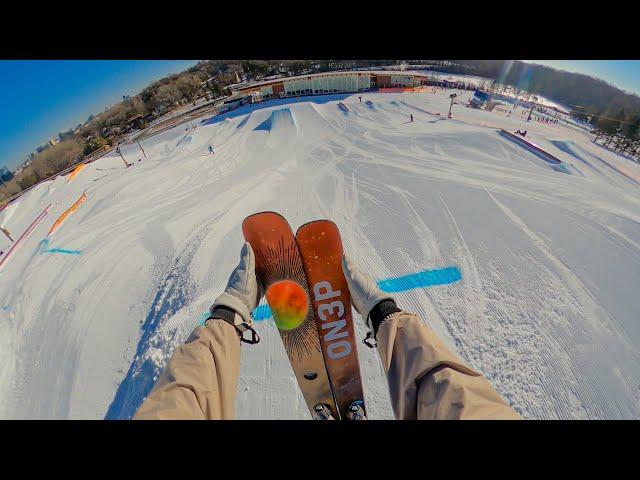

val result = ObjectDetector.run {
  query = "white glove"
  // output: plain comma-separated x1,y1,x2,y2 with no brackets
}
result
341,255,393,330
211,242,263,332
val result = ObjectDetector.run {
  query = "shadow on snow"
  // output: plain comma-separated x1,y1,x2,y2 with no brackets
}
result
105,261,192,419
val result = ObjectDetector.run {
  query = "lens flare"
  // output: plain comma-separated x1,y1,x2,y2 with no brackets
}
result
266,280,308,330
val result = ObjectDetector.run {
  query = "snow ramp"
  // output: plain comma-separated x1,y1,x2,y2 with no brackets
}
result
253,107,298,133
337,102,349,114
552,140,640,186
236,114,251,129
253,108,299,149
499,129,573,175
551,140,591,165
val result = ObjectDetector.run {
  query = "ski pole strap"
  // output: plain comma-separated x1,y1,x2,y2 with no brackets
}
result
239,325,260,345
207,306,261,345
363,331,377,348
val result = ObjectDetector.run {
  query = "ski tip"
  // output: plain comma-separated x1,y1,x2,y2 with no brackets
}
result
295,219,338,235
242,211,288,225
242,211,293,238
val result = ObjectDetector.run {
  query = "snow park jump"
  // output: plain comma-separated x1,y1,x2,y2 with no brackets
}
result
337,102,350,114
499,129,574,174
253,107,298,133
552,139,640,185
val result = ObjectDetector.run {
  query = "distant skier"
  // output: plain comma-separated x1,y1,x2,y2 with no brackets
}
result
208,145,214,155
359,96,362,103
410,113,414,122
134,242,521,420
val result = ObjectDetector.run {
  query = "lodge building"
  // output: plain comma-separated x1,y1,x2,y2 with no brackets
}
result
232,71,437,102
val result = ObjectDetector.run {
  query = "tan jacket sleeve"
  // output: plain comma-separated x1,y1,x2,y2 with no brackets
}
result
134,320,241,420
376,312,521,420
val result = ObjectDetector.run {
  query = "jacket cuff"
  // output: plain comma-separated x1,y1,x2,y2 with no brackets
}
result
209,305,237,325
370,299,401,335
208,306,260,345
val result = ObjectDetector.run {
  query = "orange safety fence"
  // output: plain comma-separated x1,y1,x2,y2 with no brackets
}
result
378,86,432,94
47,191,87,237
378,87,417,93
67,163,86,183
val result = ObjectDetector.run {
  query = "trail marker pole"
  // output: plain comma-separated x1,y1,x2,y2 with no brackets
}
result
117,146,130,168
137,142,147,159
0,226,14,243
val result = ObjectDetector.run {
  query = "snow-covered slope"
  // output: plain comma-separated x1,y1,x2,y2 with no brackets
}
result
2,90,640,419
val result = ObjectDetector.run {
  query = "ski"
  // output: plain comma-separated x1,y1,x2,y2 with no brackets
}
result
296,220,366,420
242,211,338,419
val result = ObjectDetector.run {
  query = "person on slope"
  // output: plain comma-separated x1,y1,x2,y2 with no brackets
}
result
134,243,521,420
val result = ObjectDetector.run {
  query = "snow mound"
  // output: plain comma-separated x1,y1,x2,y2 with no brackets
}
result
254,108,298,133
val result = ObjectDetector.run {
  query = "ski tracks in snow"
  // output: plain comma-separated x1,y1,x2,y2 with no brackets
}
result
485,189,640,418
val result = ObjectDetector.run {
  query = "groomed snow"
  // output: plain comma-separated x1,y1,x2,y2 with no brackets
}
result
2,90,640,419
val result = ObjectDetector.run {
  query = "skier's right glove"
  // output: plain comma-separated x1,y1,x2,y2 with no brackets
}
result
341,255,400,343
209,242,263,344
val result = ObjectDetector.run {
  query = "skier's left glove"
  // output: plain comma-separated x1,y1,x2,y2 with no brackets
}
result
209,242,263,344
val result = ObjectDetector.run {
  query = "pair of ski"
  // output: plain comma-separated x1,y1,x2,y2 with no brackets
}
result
243,212,366,420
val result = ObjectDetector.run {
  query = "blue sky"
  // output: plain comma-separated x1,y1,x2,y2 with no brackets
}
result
0,60,198,170
1,60,640,170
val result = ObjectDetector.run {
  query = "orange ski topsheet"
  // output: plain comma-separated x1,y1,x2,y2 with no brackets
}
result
242,211,336,417
296,220,365,419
